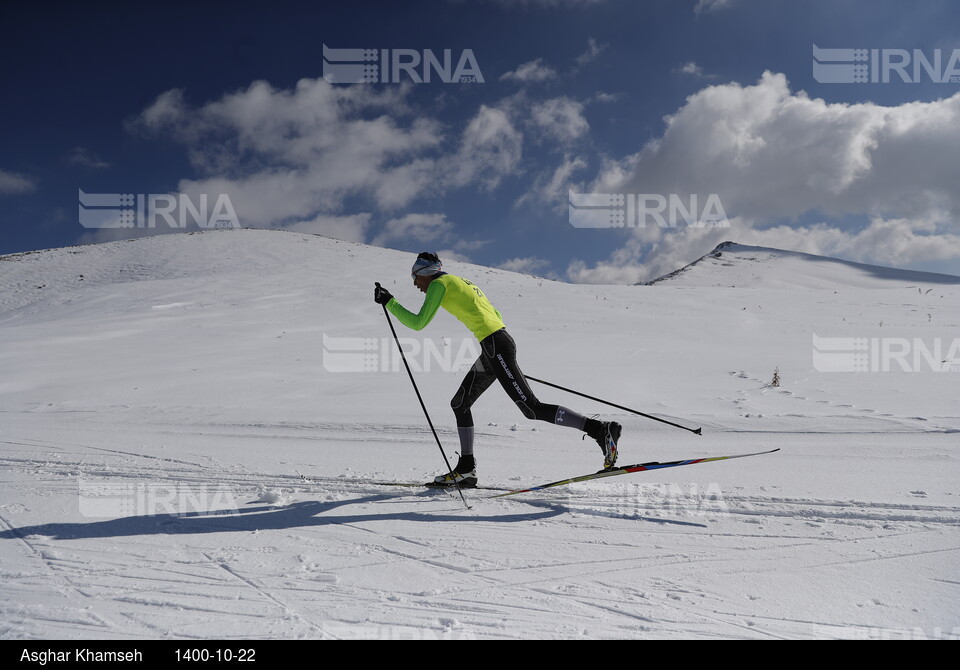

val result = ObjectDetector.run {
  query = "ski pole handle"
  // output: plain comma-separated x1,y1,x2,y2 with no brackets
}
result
374,282,393,307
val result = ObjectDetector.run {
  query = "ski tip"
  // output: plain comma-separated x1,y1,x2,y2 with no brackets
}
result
693,427,702,435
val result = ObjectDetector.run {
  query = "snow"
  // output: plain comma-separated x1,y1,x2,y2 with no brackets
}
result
1,229,958,640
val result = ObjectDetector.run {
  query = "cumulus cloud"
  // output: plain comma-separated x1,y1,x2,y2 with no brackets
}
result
131,80,442,229
129,78,527,248
569,72,960,282
603,72,960,223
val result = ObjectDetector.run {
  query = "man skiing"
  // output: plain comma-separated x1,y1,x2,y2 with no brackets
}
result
374,252,622,488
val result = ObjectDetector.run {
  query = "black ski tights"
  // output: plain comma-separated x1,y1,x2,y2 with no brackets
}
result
450,329,586,431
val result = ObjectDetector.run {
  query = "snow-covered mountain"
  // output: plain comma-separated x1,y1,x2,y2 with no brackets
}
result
647,241,960,289
1,229,958,640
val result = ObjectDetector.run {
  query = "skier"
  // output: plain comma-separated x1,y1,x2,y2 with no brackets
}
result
374,252,622,488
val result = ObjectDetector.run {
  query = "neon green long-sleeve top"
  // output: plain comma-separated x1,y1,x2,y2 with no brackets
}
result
387,273,505,341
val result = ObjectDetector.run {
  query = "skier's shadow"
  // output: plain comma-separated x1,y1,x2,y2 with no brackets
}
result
0,494,567,541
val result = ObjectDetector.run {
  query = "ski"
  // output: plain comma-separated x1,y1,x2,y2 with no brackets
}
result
488,448,780,498
373,481,515,493
298,448,779,499
296,471,512,493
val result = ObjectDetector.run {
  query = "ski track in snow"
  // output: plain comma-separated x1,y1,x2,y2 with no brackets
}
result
1,420,959,640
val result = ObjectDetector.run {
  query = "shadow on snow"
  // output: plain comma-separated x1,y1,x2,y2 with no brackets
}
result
0,494,565,541
0,491,706,541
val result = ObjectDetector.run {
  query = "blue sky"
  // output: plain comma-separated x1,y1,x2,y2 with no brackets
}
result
3,0,960,281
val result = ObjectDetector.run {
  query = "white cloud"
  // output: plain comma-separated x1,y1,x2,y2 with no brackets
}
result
590,91,622,104
497,256,552,275
675,61,714,79
530,97,589,144
495,93,592,211
131,79,443,224
0,169,36,196
433,248,473,263
371,213,454,247
601,71,960,225
565,213,960,285
566,257,647,285
135,88,189,131
500,59,559,84
131,80,447,249
283,213,371,243
445,104,524,190
131,77,531,240
694,0,737,16
574,37,608,69
750,216,960,271
515,153,588,210
568,71,960,282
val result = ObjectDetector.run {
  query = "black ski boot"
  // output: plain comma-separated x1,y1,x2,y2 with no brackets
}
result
586,420,621,470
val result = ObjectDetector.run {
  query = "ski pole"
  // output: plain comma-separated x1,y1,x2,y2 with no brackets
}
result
375,283,471,509
524,375,702,435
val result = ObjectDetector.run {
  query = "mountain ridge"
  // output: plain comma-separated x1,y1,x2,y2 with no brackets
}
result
644,241,960,288
4,230,958,299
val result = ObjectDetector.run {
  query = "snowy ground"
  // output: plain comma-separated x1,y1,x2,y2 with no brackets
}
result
1,230,958,639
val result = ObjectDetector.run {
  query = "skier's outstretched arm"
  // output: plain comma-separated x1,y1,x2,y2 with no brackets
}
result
386,280,446,331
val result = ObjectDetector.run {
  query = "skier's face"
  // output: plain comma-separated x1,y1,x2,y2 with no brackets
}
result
413,274,432,293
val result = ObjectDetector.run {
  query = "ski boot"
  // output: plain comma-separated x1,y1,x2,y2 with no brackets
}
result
428,454,478,488
587,420,621,470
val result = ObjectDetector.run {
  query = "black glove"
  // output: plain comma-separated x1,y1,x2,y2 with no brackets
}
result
374,282,393,306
